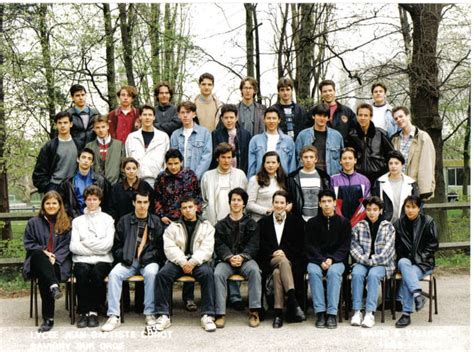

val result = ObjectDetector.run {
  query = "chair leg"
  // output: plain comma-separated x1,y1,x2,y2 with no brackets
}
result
34,279,39,327
428,277,433,323
120,285,125,324
380,278,385,323
344,276,350,321
169,282,174,316
338,280,343,323
30,279,34,319
391,278,396,320
65,282,69,311
433,276,438,315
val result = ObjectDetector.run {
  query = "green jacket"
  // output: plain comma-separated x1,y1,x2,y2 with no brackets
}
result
86,138,125,185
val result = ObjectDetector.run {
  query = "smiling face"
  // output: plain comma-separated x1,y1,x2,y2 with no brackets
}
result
264,112,281,133
320,85,336,105
140,108,155,130
357,107,372,131
123,161,138,181
263,155,280,176
393,109,411,130
43,196,60,216
272,194,287,213
221,111,237,130
340,150,357,173
85,194,101,212
230,193,245,214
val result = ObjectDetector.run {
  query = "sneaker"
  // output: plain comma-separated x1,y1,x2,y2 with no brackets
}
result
101,316,121,332
77,314,89,328
88,314,99,328
414,295,426,312
185,300,198,312
249,311,260,327
351,311,362,326
201,315,216,332
155,315,171,331
215,315,225,328
361,312,375,328
145,315,156,326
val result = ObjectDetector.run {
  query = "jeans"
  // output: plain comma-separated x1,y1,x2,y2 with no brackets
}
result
397,258,431,313
214,260,261,315
351,264,386,312
307,262,345,315
107,260,159,317
74,262,111,314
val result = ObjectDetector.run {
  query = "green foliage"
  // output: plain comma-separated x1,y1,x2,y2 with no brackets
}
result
436,251,470,270
0,268,29,294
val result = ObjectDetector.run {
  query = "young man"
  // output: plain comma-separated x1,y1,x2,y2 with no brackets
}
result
247,106,297,178
108,85,140,143
86,115,125,185
59,147,111,218
331,147,371,227
154,197,216,332
350,196,396,328
125,104,170,187
306,189,351,329
153,81,182,136
33,111,78,193
66,84,101,150
214,188,261,328
211,104,251,173
170,101,212,180
194,72,222,132
318,80,356,141
371,83,398,137
101,190,165,332
287,145,331,221
390,106,436,199
295,103,344,176
236,76,266,136
271,77,308,139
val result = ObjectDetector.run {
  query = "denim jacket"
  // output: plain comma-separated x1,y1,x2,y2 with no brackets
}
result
295,127,344,176
247,129,296,178
170,123,212,180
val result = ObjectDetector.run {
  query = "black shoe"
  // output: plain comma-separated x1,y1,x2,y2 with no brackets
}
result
77,314,89,328
414,295,426,312
378,300,403,312
272,316,283,328
185,300,197,312
288,305,306,323
325,314,337,329
51,286,63,300
315,312,326,328
38,319,54,333
88,314,99,328
395,314,411,328
231,300,245,311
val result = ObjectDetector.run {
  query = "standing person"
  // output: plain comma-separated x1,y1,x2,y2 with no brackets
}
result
258,190,306,328
107,85,140,143
86,115,125,185
33,111,78,194
393,195,439,328
370,83,398,137
295,103,344,176
194,72,222,132
70,186,114,328
271,77,308,139
350,196,396,328
346,103,394,184
153,81,182,136
236,76,266,136
306,190,351,329
391,106,436,199
66,84,100,150
247,151,289,222
170,101,212,180
248,106,297,178
331,147,371,227
125,104,170,187
214,188,262,328
211,104,251,173
22,191,72,332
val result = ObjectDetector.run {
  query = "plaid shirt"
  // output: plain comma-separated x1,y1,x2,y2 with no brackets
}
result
350,219,396,277
399,127,415,173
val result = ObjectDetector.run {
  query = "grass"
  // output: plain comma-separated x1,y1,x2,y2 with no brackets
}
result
0,268,30,297
435,250,470,275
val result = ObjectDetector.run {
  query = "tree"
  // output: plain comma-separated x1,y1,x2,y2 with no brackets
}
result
103,3,117,110
118,3,136,89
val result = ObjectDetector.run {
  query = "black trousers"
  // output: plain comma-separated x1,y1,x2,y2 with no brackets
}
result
73,262,112,314
30,249,61,319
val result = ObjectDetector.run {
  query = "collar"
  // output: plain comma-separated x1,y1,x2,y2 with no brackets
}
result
273,211,286,224
84,207,102,216
122,177,140,190
217,167,232,175
97,135,112,145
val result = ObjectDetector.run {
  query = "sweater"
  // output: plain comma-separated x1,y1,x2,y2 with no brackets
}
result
246,176,283,221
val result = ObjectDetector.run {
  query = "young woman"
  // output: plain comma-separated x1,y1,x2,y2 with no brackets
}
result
23,191,72,332
246,151,290,221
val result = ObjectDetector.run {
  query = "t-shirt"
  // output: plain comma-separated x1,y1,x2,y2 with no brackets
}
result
266,133,279,152
228,129,238,168
389,177,403,222
51,137,78,185
216,171,232,221
182,127,193,166
313,129,327,171
372,103,391,132
280,103,295,138
135,217,148,258
142,130,154,149
299,170,321,221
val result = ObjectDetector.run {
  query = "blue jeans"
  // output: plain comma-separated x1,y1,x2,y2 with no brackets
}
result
351,264,386,312
307,262,345,315
397,258,431,313
107,260,159,317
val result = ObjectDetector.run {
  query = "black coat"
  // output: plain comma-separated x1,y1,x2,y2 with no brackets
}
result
113,213,165,267
67,106,100,151
210,126,251,173
394,214,439,273
109,179,155,223
328,101,356,140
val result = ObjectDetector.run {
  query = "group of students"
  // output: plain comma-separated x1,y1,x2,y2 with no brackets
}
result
24,73,438,334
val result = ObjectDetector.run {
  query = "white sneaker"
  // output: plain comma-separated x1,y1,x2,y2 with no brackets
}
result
155,315,171,331
201,314,216,332
101,316,121,332
351,310,363,326
361,312,375,328
145,314,156,326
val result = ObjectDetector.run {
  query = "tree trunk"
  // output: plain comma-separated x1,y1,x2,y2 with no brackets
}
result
295,4,314,102
462,97,470,217
103,3,117,110
252,4,262,102
119,3,135,88
147,3,161,94
276,4,289,79
244,3,255,78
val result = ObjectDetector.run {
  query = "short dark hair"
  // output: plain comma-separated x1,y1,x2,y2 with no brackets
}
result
165,148,183,162
356,103,373,116
392,106,410,116
371,82,387,94
364,196,384,210
228,187,248,206
403,195,422,209
277,77,293,90
309,103,330,117
180,196,199,206
318,189,336,201
263,106,281,119
154,81,173,100
116,85,137,99
387,150,405,165
54,111,72,123
70,84,86,96
84,185,103,201
199,72,214,84
318,80,335,91
272,189,289,203
340,147,357,159
133,189,150,202
79,147,95,162
121,157,139,170
214,142,235,160
220,104,238,118
177,101,197,113
139,104,155,116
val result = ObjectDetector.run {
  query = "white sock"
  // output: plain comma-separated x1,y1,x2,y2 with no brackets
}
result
49,284,58,291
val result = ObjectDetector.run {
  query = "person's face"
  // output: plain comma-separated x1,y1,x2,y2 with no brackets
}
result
85,194,101,212
264,155,280,175
199,78,214,97
157,86,171,105
140,108,155,129
222,111,237,130
372,86,386,105
320,85,336,104
278,86,293,103
56,116,73,136
388,158,403,176
366,203,382,223
404,202,421,221
119,89,133,108
180,201,197,221
93,121,109,139
357,108,372,130
77,152,94,171
393,109,411,130
241,81,255,101
264,112,280,133
340,151,357,173
72,90,87,108
301,151,317,170
313,113,329,129
272,195,287,213
217,151,233,172
319,195,336,217
166,157,182,175
133,194,150,217
43,197,60,216
123,161,138,180
178,107,195,128
230,193,245,213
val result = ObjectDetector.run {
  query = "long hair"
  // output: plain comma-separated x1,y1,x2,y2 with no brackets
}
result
256,151,287,189
39,191,71,234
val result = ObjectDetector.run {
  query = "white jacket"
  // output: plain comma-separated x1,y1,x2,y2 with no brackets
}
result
70,208,115,264
125,128,170,187
164,219,215,267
